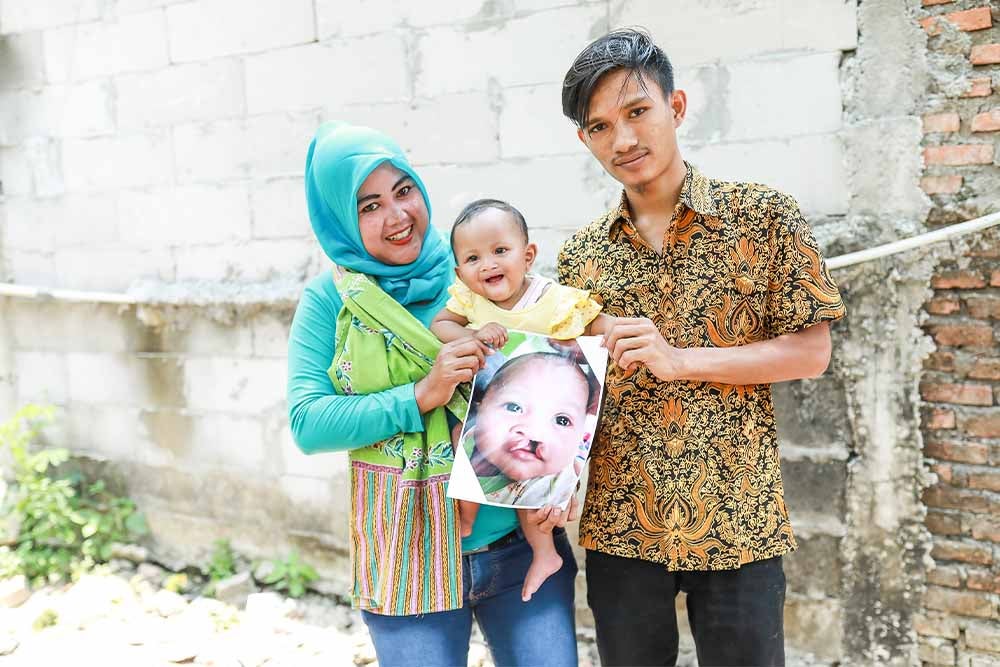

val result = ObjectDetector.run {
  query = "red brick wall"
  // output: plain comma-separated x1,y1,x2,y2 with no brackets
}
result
917,1,1000,664
919,1,998,215
919,228,1000,664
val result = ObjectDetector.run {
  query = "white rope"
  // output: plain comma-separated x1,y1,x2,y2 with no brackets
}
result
0,210,998,305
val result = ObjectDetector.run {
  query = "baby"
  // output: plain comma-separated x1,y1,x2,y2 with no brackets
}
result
431,198,613,602
465,352,600,508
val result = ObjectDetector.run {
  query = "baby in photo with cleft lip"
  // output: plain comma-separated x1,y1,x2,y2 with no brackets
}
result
464,350,600,507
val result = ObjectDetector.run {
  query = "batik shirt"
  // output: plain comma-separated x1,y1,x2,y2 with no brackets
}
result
557,163,846,570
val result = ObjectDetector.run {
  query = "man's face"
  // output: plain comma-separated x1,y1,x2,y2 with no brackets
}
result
474,358,588,481
576,68,686,192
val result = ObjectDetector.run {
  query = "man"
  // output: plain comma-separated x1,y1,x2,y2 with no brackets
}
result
557,29,846,666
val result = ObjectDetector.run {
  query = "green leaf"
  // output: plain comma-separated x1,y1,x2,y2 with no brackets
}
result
125,513,149,536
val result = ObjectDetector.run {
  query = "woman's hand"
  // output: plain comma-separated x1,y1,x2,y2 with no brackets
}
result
525,495,581,534
414,338,486,412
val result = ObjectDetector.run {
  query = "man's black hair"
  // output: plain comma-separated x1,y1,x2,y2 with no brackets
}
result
450,198,529,255
561,28,675,129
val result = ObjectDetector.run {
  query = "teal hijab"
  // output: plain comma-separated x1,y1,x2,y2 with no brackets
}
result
305,121,454,322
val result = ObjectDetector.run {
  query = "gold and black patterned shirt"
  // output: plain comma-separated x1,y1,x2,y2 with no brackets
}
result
558,163,846,570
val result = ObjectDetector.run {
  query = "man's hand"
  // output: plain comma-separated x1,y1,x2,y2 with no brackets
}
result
474,322,509,351
602,317,686,381
525,495,580,534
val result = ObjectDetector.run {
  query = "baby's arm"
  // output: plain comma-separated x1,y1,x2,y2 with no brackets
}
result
430,307,507,351
430,306,474,342
585,313,618,336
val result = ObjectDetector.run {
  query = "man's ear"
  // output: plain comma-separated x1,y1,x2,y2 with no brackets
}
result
524,242,538,269
670,89,687,127
577,127,587,146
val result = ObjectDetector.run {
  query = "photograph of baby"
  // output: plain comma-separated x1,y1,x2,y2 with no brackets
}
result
447,331,608,510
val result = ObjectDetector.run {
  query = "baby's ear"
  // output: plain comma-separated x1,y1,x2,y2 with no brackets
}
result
524,243,538,268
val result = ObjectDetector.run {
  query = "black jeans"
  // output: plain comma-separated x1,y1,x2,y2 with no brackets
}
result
586,550,785,667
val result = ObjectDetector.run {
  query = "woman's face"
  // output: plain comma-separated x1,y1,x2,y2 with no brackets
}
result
356,162,429,265
474,358,589,480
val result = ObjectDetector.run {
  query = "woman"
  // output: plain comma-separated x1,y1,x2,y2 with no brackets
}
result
286,121,579,666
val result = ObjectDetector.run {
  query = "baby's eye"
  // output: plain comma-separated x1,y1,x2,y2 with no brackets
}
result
495,247,507,255
503,402,523,414
465,254,478,263
360,202,379,213
554,415,572,427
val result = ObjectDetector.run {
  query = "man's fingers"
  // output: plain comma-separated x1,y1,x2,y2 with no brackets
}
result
618,350,644,371
610,335,648,363
527,505,552,526
533,505,562,533
602,323,654,352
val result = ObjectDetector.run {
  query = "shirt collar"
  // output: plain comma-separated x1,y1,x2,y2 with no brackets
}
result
606,162,718,239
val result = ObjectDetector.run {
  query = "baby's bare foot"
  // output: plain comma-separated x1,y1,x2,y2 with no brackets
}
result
521,551,562,602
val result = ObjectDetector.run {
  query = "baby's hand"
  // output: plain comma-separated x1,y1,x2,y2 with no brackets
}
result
475,322,508,350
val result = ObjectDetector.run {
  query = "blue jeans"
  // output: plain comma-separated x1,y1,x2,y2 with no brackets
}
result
362,528,578,667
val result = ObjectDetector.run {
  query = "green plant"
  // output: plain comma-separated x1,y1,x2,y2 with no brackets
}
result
0,405,149,585
32,609,58,631
210,606,240,632
0,547,21,579
262,551,318,598
206,539,236,581
164,572,189,593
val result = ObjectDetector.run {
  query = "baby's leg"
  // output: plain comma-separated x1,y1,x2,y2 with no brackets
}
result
448,420,479,537
516,508,564,602
458,500,479,538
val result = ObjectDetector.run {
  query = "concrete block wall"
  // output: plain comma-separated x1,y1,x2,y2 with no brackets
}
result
0,0,859,289
0,295,353,586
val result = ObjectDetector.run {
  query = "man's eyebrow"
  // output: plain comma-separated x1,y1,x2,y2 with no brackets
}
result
621,94,651,107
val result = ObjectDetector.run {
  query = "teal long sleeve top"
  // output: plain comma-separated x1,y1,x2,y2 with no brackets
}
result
286,272,516,550
287,273,426,451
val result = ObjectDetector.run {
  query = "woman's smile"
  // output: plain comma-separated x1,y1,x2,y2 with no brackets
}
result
385,224,414,243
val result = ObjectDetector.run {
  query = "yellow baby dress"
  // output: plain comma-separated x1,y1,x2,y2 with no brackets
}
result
445,275,602,339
